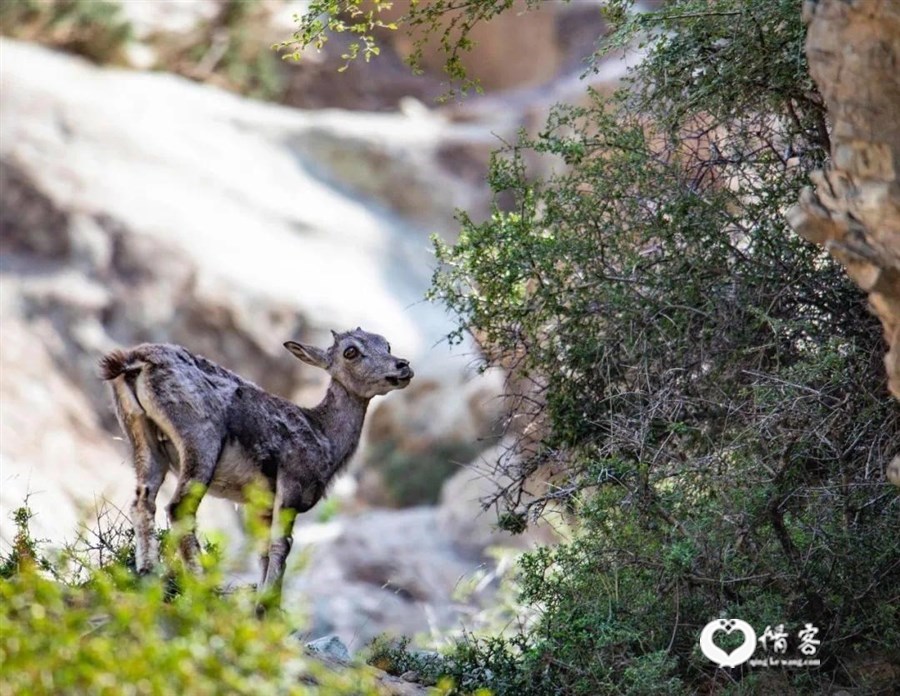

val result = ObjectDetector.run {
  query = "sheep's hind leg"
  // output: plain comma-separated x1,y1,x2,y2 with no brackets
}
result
112,380,167,574
132,431,168,575
166,441,219,573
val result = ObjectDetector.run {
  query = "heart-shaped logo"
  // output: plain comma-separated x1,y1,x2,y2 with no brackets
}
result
699,618,757,668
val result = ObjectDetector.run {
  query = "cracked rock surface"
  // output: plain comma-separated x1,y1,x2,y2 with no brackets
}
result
789,0,900,414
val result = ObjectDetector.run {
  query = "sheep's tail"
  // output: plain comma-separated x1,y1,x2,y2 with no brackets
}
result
99,349,135,381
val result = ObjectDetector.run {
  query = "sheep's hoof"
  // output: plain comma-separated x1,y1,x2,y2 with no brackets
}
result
163,571,182,602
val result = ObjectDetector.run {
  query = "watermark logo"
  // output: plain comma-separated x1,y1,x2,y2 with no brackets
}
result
699,619,821,668
699,618,757,668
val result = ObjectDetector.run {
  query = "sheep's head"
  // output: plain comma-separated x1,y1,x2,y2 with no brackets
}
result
284,327,413,399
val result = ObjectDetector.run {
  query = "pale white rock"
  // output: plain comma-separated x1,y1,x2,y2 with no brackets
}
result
0,39,477,349
283,507,483,648
437,440,560,556
304,634,351,664
117,0,221,39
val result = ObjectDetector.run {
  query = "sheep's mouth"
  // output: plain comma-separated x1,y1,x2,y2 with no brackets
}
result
385,372,413,387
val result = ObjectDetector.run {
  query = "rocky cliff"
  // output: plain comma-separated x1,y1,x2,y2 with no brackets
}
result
790,0,900,401
788,0,900,485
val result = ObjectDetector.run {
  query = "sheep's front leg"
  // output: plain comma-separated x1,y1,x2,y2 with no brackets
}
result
252,507,273,590
257,501,297,616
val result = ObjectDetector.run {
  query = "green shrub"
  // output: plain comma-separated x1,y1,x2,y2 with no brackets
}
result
0,503,57,580
0,504,388,695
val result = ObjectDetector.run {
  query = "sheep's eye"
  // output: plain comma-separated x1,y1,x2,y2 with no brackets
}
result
387,343,392,353
343,346,360,360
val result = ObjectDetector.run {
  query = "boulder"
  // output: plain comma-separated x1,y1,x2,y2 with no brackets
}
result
366,369,505,454
305,635,351,665
299,633,437,695
284,507,484,648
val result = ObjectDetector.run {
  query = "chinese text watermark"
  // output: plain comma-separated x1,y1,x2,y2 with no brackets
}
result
699,619,821,669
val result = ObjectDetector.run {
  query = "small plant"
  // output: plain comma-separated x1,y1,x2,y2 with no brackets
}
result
366,635,444,684
367,631,558,696
0,502,57,580
0,0,132,64
315,496,341,523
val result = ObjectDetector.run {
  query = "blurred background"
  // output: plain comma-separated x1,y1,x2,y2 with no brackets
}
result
0,0,629,647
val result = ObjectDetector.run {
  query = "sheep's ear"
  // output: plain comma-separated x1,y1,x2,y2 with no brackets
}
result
284,341,329,369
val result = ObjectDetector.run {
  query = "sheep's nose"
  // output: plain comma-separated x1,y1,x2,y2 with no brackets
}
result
395,359,410,371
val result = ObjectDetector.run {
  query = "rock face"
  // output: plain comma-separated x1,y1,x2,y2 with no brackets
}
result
285,507,488,648
304,635,351,665
788,0,900,486
789,2,900,400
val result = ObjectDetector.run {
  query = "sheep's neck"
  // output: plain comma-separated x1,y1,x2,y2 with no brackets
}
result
308,380,369,480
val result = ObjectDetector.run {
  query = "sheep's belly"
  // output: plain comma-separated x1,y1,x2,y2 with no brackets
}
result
209,443,265,502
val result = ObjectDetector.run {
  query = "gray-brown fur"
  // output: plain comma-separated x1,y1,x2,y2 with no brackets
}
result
100,328,413,609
